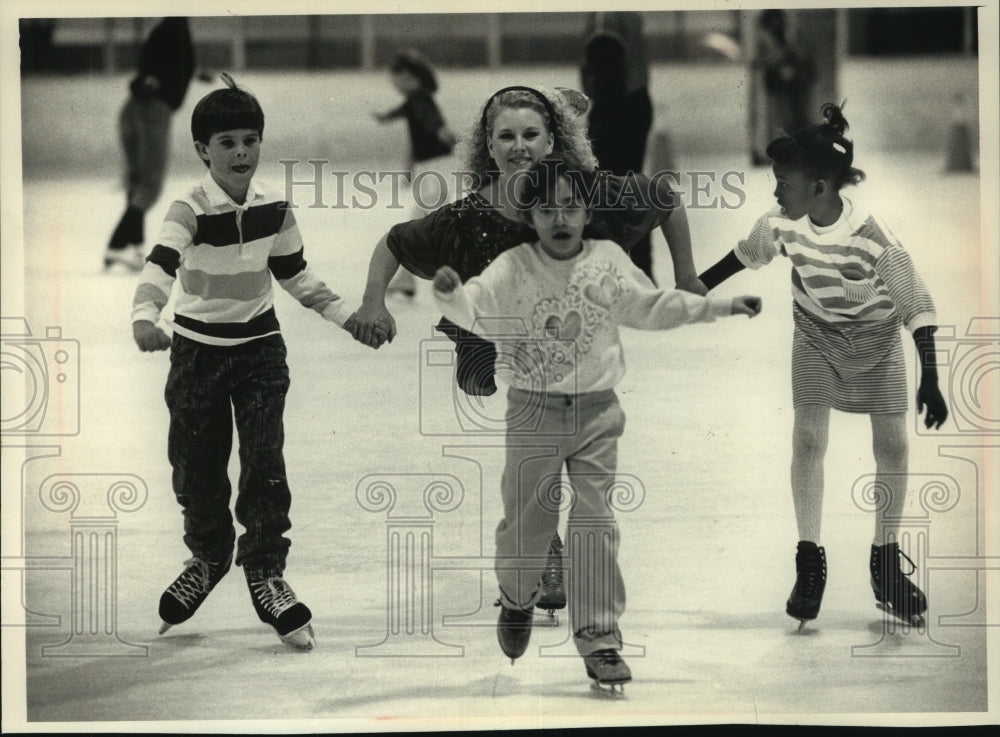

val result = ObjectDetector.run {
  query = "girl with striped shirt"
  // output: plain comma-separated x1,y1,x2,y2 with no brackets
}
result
699,102,949,629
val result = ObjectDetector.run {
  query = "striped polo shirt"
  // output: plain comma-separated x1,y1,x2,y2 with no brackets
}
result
734,198,936,333
132,173,354,346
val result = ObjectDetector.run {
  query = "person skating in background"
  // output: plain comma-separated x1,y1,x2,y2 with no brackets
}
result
105,17,211,271
373,49,457,298
131,74,380,649
580,11,657,284
699,102,948,630
433,159,761,691
748,9,816,166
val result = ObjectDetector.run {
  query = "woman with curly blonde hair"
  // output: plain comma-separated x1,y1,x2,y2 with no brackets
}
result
353,84,704,357
462,86,597,182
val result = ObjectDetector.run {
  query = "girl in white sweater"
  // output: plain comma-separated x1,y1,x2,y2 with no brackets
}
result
433,158,760,691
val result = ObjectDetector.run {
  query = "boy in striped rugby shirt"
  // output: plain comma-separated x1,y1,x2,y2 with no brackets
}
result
699,102,948,629
132,74,379,649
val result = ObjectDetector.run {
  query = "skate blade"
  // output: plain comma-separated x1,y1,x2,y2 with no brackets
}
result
787,613,817,633
280,623,315,651
875,602,925,627
590,680,628,697
793,617,814,633
158,620,174,635
532,610,560,628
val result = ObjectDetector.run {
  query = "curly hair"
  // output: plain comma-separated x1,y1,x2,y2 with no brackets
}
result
766,101,865,190
461,86,597,185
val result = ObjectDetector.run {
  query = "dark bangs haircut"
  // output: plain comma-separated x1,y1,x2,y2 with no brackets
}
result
191,72,265,145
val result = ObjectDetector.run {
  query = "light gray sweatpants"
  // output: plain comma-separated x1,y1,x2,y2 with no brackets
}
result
495,386,626,656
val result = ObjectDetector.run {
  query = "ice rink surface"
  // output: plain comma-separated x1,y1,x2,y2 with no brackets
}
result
3,59,998,732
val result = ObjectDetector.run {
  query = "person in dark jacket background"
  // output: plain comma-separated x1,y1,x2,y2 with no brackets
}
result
105,17,209,271
580,11,658,284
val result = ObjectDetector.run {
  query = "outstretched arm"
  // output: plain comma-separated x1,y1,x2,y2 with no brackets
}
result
658,202,707,296
353,235,401,348
914,326,948,429
698,250,746,291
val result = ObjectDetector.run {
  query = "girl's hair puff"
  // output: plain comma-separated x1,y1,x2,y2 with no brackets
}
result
766,101,865,190
191,72,265,146
463,86,597,184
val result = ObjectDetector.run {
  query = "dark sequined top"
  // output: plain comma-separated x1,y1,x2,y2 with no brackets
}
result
386,171,677,282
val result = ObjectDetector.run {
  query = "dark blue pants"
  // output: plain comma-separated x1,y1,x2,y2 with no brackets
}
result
165,333,292,579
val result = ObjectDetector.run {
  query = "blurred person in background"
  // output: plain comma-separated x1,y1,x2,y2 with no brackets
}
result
580,11,657,284
748,9,816,166
373,49,457,299
104,17,211,272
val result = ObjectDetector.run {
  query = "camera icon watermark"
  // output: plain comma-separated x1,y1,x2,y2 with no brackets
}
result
918,317,999,436
418,316,579,437
1,317,80,436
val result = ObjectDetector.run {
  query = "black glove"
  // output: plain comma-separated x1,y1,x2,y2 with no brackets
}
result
916,376,948,430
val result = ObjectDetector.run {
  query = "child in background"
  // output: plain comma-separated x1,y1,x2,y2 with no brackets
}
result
433,159,761,691
699,102,948,629
132,74,376,650
374,49,457,298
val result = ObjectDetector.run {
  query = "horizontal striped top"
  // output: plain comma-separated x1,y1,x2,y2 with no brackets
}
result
734,198,936,332
132,173,354,346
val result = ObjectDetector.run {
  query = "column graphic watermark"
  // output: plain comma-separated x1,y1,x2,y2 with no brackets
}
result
2,316,149,658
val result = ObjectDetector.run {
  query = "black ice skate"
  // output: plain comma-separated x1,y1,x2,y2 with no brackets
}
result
535,533,566,627
158,554,232,634
870,542,927,627
495,599,533,663
786,541,827,631
247,576,315,650
584,649,631,695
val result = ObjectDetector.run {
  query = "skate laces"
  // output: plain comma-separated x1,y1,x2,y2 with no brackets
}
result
168,558,212,606
250,577,299,616
794,550,827,599
543,535,564,587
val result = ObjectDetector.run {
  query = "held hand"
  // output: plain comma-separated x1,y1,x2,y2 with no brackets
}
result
344,312,390,349
731,296,763,318
676,274,709,296
917,378,949,430
133,320,171,352
433,266,462,294
351,300,396,349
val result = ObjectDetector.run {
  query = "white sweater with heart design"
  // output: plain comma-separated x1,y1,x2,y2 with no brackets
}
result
434,239,735,394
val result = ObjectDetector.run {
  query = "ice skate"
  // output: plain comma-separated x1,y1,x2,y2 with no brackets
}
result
584,649,631,695
534,533,566,627
786,541,827,631
103,244,146,272
495,599,533,663
158,554,232,634
870,542,926,627
247,576,315,650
